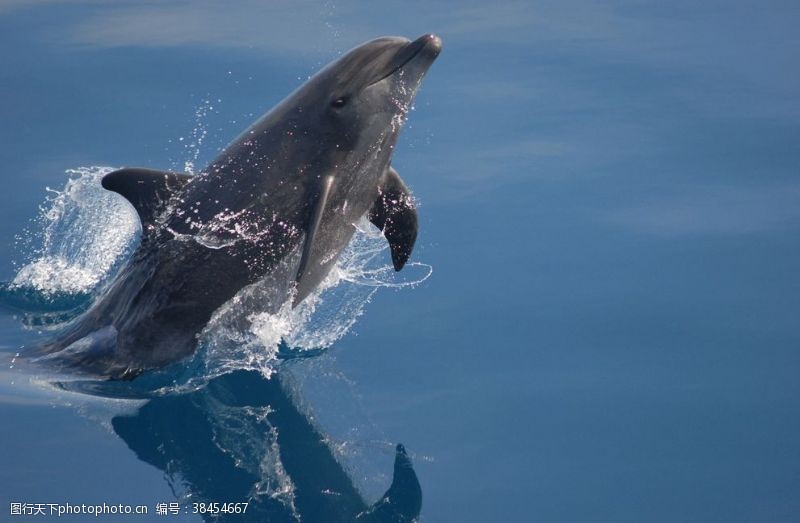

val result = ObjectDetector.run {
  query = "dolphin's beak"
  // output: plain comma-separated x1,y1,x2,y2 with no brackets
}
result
401,33,443,66
368,33,442,87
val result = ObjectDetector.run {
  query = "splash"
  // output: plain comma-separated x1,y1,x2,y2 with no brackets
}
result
9,166,139,299
187,216,432,386
173,98,219,174
6,167,432,382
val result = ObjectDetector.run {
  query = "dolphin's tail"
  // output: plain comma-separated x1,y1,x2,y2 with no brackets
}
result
359,443,423,522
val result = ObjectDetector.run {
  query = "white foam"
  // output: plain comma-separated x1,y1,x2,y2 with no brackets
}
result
192,216,432,384
11,166,140,296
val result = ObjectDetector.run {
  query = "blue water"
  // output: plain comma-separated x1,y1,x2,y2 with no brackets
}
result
2,2,800,522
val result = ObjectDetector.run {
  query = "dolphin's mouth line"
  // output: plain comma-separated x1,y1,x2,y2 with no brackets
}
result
366,35,439,88
365,52,418,88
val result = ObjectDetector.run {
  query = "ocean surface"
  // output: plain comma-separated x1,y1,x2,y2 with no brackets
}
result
1,2,799,522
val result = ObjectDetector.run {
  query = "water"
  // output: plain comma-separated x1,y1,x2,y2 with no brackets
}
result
2,2,800,522
0,165,431,521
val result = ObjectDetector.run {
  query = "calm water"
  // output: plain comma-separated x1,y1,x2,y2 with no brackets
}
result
1,2,800,522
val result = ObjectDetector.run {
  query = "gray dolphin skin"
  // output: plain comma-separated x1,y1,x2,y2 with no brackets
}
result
36,34,442,378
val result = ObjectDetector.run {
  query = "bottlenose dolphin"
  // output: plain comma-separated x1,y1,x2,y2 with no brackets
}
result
34,34,442,378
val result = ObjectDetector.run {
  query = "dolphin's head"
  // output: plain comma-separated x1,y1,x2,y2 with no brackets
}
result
279,34,442,171
319,33,442,116
330,33,441,146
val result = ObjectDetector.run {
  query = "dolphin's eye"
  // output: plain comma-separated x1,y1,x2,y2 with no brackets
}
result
331,97,347,109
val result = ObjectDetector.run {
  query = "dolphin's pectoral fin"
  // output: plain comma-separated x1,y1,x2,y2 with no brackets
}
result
358,444,422,522
369,167,418,271
294,175,336,307
102,168,193,231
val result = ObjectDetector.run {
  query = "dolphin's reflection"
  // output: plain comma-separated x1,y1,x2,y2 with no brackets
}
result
111,370,421,522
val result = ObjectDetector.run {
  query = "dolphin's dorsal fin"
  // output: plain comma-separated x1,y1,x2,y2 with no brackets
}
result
358,443,422,522
294,175,336,306
369,166,418,271
102,168,192,231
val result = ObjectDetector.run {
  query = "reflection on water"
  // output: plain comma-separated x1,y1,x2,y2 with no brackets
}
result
111,370,421,522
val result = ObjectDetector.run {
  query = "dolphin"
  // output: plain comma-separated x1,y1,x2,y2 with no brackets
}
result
34,34,442,378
